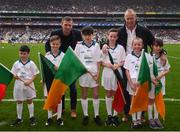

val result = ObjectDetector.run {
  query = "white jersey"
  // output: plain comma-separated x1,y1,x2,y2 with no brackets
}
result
44,51,64,96
45,51,64,68
75,41,101,74
11,59,39,101
101,44,126,90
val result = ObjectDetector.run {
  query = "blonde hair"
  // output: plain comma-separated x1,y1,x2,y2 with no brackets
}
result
132,37,143,46
124,9,137,18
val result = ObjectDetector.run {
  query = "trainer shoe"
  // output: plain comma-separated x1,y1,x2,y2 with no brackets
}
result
141,113,146,123
105,115,113,126
45,118,53,126
137,119,143,128
71,111,77,118
57,118,64,126
94,116,103,126
154,118,164,129
131,120,139,129
82,116,89,126
30,117,36,126
149,119,158,129
112,116,120,127
10,118,23,126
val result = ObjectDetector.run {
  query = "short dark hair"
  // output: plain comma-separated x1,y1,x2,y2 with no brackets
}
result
19,45,30,53
61,16,73,22
108,28,119,34
153,38,163,47
81,26,94,35
50,35,61,43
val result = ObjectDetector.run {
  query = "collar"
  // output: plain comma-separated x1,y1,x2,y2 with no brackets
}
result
126,25,137,33
82,40,95,48
19,58,30,65
50,50,61,58
131,51,141,58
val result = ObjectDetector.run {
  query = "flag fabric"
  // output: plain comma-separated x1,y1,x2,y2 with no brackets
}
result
0,63,13,101
153,56,165,119
43,47,87,111
108,52,126,112
38,53,56,92
129,50,151,114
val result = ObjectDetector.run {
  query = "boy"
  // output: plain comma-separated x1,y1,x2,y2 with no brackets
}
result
44,35,64,126
75,26,102,126
11,45,39,126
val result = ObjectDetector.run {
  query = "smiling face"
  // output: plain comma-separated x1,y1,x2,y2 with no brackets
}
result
19,51,29,61
50,39,61,53
61,20,73,36
132,38,143,53
124,9,137,30
108,31,118,46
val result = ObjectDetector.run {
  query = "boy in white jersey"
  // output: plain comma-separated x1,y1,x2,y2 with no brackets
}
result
44,35,64,126
101,28,126,126
148,38,170,129
75,26,102,126
11,45,39,126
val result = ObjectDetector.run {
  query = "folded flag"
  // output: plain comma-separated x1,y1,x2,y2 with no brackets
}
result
129,50,151,114
43,47,87,111
0,63,13,101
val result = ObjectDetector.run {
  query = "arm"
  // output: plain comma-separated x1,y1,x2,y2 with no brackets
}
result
24,75,37,86
125,69,136,91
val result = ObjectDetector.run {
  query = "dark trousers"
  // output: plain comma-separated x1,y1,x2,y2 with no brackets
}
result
62,81,77,111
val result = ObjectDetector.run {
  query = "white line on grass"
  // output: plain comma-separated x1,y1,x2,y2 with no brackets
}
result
2,98,180,102
0,121,7,126
168,55,180,60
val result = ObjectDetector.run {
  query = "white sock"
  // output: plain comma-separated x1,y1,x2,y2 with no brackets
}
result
17,103,23,119
57,102,62,119
137,111,142,120
154,103,159,119
93,99,99,117
28,103,34,118
132,113,136,121
113,110,118,116
148,105,153,120
48,110,52,119
81,99,88,116
105,97,112,116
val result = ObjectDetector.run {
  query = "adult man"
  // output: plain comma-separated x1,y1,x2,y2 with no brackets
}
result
45,16,82,118
118,9,154,122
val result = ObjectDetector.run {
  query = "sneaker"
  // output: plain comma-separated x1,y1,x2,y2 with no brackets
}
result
105,115,113,126
45,118,53,126
149,119,158,129
154,118,164,129
57,118,64,126
82,116,89,126
112,116,120,127
30,117,36,126
137,119,142,128
122,115,128,122
10,118,23,126
131,120,139,129
71,111,77,118
141,113,146,123
94,116,103,126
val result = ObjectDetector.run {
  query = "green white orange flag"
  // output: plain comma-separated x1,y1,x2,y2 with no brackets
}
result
0,63,13,101
43,47,87,111
129,50,151,114
153,55,165,120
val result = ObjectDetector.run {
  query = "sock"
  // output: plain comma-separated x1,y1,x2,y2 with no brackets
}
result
57,102,62,119
17,103,23,119
81,99,88,116
137,111,142,120
113,110,118,116
132,113,136,121
93,99,99,117
105,96,112,116
48,110,52,119
154,103,159,119
148,105,153,120
28,103,34,118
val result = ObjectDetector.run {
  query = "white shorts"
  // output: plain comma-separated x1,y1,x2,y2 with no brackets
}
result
13,80,36,101
102,73,117,91
79,73,98,88
126,78,136,96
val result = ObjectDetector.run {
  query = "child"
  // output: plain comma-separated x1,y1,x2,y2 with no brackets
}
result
11,45,39,126
101,28,126,126
44,35,64,126
148,38,170,129
75,26,102,126
124,37,146,128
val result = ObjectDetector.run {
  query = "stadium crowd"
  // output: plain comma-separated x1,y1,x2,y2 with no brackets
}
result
0,0,179,12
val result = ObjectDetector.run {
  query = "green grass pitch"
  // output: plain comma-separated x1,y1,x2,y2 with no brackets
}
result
0,43,180,131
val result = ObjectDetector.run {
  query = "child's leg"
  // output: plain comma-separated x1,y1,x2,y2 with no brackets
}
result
81,87,88,116
27,99,34,118
17,101,23,119
105,90,113,116
57,101,62,119
148,99,154,120
93,86,99,117
154,103,158,119
137,111,142,120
